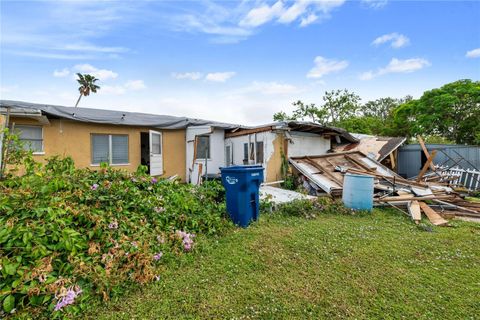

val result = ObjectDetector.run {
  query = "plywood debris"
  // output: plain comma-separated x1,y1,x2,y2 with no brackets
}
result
289,150,480,225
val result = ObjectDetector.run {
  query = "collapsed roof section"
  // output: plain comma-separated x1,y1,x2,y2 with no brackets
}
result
289,151,401,196
0,100,239,130
225,120,358,143
333,133,406,162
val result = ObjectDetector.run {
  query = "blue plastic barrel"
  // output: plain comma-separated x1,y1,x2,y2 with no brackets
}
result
220,165,264,227
342,173,374,211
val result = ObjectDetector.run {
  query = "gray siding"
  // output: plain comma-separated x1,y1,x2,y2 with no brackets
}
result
397,144,480,178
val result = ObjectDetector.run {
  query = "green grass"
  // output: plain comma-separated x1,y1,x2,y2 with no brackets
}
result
86,209,480,319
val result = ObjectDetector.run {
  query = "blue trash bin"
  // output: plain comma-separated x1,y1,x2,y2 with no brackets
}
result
220,165,264,227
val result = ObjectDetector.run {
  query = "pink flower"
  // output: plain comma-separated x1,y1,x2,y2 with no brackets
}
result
153,252,163,261
108,220,118,229
91,183,99,190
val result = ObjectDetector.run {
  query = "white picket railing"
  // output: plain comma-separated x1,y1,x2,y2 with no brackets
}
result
438,166,480,190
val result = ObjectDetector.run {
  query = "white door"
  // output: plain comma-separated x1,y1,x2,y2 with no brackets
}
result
149,130,163,176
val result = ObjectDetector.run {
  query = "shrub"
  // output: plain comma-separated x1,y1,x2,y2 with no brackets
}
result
0,157,231,318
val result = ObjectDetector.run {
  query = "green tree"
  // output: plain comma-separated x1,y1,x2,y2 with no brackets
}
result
322,89,361,125
75,73,100,107
392,79,480,144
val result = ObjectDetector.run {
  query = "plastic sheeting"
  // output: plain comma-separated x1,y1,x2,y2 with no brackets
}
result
0,100,238,130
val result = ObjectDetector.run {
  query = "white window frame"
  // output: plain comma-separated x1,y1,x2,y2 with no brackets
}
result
13,124,44,155
195,135,211,160
90,134,130,166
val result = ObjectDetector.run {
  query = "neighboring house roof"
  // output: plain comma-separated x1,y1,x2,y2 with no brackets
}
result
0,100,238,130
225,120,358,143
333,133,406,161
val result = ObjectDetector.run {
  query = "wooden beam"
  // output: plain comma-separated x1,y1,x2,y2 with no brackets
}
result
417,135,436,171
225,126,273,138
344,154,377,172
419,202,448,226
408,200,421,224
416,150,437,182
304,157,343,186
389,152,396,169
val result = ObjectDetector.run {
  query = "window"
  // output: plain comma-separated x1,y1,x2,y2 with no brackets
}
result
243,142,255,163
225,146,231,166
196,135,210,159
256,141,264,164
91,134,129,165
13,125,43,153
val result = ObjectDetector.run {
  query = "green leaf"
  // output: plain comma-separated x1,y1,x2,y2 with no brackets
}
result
3,294,15,313
4,262,17,276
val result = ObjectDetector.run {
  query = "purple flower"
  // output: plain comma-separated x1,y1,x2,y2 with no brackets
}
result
151,177,158,184
176,230,195,251
153,252,163,261
154,206,165,213
91,183,99,190
108,221,118,230
54,286,82,311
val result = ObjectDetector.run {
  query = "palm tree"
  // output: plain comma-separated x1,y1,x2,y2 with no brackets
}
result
75,73,100,107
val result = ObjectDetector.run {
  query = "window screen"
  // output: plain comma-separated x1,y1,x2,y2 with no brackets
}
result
151,133,161,155
196,136,210,159
91,134,110,164
256,141,264,164
112,135,129,164
91,134,129,165
14,125,43,152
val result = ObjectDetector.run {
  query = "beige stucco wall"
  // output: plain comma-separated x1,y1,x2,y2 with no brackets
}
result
265,133,286,182
9,117,186,181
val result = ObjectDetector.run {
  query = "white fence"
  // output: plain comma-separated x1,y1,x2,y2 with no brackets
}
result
439,166,480,190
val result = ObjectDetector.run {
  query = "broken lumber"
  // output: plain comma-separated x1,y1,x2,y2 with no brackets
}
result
408,200,422,224
375,194,454,202
417,135,436,171
419,202,449,226
416,150,438,182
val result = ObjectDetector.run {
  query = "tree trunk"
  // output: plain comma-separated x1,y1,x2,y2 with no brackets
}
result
74,94,82,108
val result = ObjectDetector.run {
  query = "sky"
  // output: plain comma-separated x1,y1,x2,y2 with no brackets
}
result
1,0,479,125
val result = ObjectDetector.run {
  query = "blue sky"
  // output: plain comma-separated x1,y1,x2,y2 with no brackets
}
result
1,0,479,124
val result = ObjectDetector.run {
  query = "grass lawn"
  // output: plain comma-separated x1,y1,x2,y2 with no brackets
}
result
87,209,480,319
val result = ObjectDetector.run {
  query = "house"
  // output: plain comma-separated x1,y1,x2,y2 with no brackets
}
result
224,121,358,182
0,100,236,181
332,133,406,171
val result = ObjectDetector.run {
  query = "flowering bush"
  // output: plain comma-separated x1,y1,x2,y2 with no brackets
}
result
0,157,231,318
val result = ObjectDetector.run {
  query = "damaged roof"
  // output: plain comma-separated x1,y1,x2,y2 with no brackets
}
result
333,133,406,161
0,100,239,130
225,120,358,142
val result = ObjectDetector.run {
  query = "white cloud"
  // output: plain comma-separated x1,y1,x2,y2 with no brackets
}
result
53,68,70,77
372,33,410,48
361,0,388,9
124,80,146,90
205,72,236,82
171,72,203,80
100,80,146,95
0,85,18,94
360,57,431,80
307,56,349,79
73,64,118,81
239,1,283,28
100,85,126,95
239,81,303,95
466,48,480,58
300,13,318,27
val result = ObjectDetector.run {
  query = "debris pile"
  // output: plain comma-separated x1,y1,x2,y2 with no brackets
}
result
289,150,480,225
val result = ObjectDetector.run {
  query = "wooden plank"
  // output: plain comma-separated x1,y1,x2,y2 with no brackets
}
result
375,194,455,202
344,154,377,172
416,150,437,182
417,135,436,171
225,126,273,138
303,157,344,186
419,202,449,226
408,200,421,224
